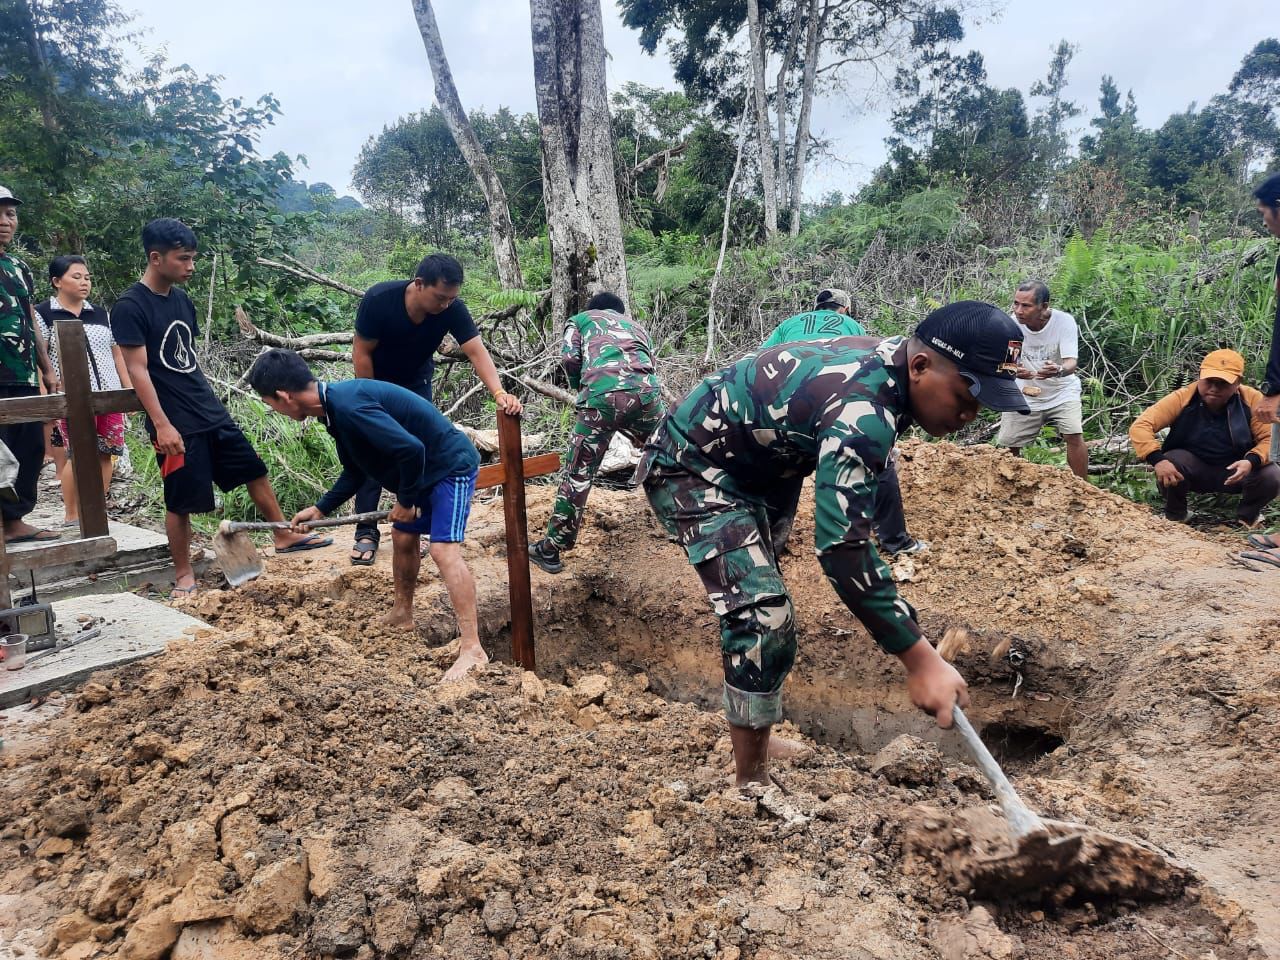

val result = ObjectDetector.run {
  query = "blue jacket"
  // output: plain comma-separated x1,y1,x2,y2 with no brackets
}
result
314,379,479,516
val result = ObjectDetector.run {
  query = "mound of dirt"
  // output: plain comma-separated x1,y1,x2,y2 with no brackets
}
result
2,439,1277,959
0,610,1251,960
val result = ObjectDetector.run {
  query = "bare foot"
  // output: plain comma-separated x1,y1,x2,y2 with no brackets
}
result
441,642,489,683
767,734,814,762
378,606,416,630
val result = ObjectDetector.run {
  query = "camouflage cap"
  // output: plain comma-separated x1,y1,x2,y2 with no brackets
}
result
915,300,1030,414
0,185,21,206
816,288,851,310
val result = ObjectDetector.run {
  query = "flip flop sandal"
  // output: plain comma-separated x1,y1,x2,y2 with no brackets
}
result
350,537,378,566
1246,533,1280,550
1240,549,1280,568
276,533,334,555
171,583,198,598
7,529,61,544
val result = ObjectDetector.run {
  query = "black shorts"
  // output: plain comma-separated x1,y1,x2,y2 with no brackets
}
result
157,421,268,515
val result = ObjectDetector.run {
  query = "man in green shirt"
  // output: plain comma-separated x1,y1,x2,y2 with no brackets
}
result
760,289,927,558
640,300,1030,786
531,292,661,573
0,185,60,543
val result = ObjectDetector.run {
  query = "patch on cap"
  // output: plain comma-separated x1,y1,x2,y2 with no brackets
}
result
998,340,1022,375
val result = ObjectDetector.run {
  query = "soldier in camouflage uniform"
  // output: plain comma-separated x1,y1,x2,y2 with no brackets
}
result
0,186,61,542
759,288,927,558
531,292,662,573
639,300,1031,786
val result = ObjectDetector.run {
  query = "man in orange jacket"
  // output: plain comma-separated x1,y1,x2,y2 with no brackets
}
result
1130,349,1280,530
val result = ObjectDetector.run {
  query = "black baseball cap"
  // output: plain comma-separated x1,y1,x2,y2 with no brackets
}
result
915,301,1030,414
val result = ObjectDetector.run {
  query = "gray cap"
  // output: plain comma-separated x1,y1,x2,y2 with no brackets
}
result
816,287,851,309
0,185,21,206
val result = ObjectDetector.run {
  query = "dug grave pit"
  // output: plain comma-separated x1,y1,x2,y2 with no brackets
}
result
2,439,1276,959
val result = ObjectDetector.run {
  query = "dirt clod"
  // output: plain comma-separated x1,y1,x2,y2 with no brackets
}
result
872,734,944,786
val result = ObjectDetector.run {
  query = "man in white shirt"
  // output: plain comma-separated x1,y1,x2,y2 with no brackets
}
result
996,280,1089,479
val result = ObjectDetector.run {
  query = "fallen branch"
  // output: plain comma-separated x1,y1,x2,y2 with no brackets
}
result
1087,462,1150,476
256,254,364,298
236,307,355,348
1191,243,1271,288
515,375,574,405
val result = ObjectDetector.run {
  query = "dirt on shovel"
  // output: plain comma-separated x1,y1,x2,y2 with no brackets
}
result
904,804,1191,905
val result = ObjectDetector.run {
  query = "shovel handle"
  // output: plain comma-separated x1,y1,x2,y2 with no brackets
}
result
221,511,390,534
951,705,1045,840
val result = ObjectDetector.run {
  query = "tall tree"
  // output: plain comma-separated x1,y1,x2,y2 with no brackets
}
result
1079,76,1146,181
529,0,629,320
745,0,779,238
1029,39,1081,171
621,0,957,237
410,0,523,289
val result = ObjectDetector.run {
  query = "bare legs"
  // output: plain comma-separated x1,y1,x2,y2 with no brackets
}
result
1007,432,1089,480
378,532,487,683
166,511,195,593
58,452,114,525
1064,433,1089,480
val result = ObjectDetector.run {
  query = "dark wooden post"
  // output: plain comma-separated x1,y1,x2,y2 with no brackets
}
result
497,410,535,671
0,523,10,609
55,320,110,538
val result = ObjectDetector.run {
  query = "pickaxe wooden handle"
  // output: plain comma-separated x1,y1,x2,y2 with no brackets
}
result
218,511,390,534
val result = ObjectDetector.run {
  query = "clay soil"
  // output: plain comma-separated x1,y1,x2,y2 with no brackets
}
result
2,440,1278,959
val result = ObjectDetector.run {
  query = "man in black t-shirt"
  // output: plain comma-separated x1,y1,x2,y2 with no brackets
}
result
348,252,521,564
111,219,331,595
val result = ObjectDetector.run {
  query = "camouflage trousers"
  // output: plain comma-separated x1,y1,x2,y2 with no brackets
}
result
641,456,795,729
545,390,662,550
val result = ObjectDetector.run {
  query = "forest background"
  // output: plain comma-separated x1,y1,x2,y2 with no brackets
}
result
2,0,1278,524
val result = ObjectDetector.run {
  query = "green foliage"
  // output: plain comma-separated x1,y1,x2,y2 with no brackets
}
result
351,106,543,246
797,187,977,257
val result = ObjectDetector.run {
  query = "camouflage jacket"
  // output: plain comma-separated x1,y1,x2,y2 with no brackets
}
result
648,335,922,653
562,309,660,409
0,252,37,387
760,309,866,348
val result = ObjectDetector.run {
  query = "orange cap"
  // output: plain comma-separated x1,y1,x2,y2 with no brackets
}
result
1200,349,1245,383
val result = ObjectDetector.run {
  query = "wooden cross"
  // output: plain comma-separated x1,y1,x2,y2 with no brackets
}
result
0,319,142,607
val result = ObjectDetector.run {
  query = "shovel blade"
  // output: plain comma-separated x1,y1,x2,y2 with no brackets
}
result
968,828,1086,899
212,530,266,587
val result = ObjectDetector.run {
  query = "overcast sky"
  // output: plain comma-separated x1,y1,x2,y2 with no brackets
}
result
121,0,1266,201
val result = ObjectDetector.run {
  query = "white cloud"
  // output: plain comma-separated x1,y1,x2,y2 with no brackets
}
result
119,0,1268,200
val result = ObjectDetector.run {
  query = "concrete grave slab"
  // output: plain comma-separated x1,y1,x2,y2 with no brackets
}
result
0,592,208,709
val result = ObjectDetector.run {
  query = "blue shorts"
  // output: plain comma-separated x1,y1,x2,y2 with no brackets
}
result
391,470,478,542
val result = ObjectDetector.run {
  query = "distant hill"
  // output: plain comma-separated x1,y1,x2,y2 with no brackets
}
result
277,180,363,214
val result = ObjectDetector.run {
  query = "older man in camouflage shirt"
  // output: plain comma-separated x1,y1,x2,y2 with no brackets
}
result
640,300,1030,786
0,185,60,543
531,292,662,573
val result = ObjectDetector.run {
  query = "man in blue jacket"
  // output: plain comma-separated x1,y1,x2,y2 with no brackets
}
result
247,348,485,682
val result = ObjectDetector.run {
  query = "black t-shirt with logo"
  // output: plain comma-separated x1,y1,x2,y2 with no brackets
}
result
354,280,480,389
110,282,230,436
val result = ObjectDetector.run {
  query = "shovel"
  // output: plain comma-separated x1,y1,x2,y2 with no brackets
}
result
950,704,1086,894
212,511,389,587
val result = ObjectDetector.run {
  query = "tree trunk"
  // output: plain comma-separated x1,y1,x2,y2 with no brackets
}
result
746,0,779,239
705,95,753,365
775,4,804,224
529,0,629,322
411,0,523,290
787,0,824,237
20,0,58,134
